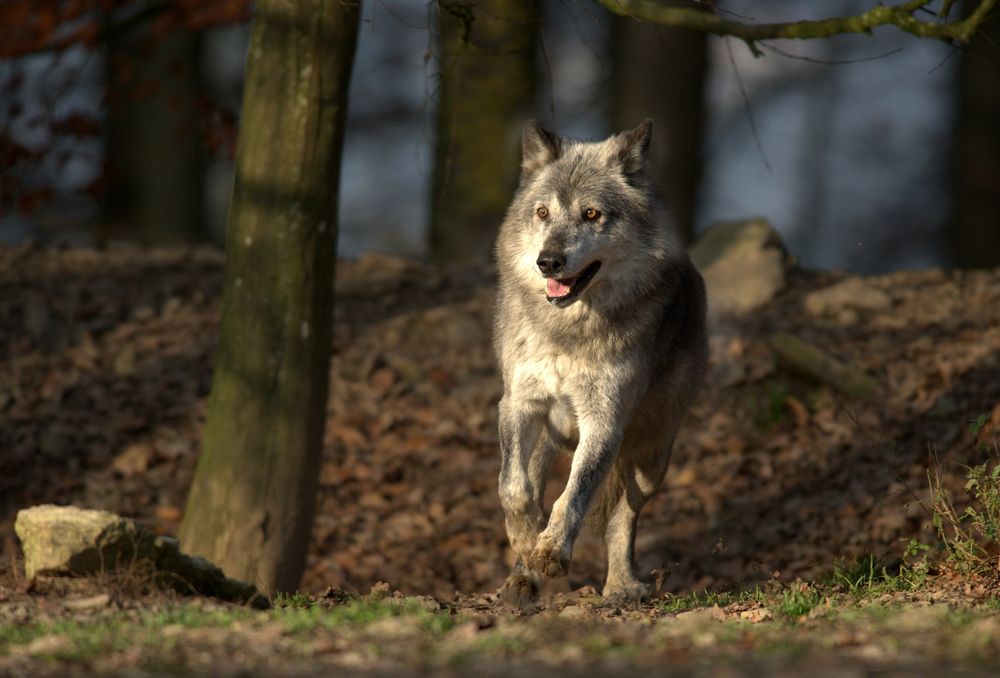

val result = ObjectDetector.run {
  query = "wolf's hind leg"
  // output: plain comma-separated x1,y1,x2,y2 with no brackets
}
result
603,449,671,603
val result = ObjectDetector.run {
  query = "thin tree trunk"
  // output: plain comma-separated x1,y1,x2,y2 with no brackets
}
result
952,8,1000,269
430,0,538,264
104,9,204,242
179,0,360,594
611,6,707,244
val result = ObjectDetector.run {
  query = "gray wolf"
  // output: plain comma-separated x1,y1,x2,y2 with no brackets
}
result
492,119,708,604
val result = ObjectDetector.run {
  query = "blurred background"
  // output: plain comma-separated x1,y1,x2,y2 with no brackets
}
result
1,0,998,273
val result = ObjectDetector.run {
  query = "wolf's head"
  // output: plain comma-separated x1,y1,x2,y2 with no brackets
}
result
496,120,680,314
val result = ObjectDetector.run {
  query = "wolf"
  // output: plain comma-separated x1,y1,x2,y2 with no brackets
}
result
492,119,708,605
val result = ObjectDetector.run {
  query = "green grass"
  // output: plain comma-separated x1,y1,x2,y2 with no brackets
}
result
751,381,791,431
0,595,458,663
276,597,457,635
829,555,892,594
776,587,825,618
659,586,767,614
0,606,260,659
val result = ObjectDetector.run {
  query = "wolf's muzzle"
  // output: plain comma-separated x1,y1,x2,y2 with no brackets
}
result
536,252,566,277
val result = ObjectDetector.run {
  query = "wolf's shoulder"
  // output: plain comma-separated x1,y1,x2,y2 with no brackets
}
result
650,254,708,349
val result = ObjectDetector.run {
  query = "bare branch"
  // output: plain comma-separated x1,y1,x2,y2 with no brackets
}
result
596,0,998,49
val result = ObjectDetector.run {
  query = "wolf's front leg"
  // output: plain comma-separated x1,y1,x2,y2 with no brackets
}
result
527,417,623,577
497,397,549,604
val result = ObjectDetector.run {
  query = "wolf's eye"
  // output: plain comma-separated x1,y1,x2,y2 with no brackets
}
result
536,206,549,220
583,208,601,221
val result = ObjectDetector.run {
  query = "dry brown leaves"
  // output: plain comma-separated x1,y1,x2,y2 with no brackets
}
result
2,245,999,599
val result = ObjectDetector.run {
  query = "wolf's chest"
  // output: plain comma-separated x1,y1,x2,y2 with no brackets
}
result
510,351,598,400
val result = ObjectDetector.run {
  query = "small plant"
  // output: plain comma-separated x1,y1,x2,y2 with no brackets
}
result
830,555,892,595
828,544,929,594
274,591,316,609
928,414,1000,576
751,381,791,431
659,587,766,614
777,584,824,618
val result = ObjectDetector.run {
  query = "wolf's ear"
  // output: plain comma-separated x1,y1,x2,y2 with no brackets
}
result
617,119,652,176
521,119,561,177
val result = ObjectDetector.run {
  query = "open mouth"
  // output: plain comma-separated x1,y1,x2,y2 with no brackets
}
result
544,261,602,307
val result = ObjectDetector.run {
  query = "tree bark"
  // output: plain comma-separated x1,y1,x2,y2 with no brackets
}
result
952,7,1000,269
611,8,707,243
179,0,360,594
104,10,204,242
430,0,538,264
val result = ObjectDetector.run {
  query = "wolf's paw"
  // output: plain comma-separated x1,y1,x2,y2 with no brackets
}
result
527,539,570,578
602,579,652,604
498,574,539,608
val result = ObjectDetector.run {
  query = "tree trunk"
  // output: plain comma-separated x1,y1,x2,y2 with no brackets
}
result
104,10,204,242
952,8,1000,269
611,7,707,243
179,0,360,594
430,0,538,264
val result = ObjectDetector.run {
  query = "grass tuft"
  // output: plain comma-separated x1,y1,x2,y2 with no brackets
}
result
928,414,1000,576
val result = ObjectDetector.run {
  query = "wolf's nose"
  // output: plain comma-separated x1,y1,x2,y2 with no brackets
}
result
536,252,566,277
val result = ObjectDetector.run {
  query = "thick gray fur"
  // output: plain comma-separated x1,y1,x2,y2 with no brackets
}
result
493,119,708,605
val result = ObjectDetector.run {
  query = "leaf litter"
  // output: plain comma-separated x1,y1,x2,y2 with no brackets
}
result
1,244,1000,671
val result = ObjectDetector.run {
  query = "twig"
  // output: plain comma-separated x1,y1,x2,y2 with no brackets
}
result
725,36,770,172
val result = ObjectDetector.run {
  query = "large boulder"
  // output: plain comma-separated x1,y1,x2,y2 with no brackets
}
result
689,218,791,317
15,504,152,579
15,504,261,605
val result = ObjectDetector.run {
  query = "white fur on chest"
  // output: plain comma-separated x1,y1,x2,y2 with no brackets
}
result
509,350,594,401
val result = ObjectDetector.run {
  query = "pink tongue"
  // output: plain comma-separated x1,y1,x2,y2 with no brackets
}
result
546,277,573,298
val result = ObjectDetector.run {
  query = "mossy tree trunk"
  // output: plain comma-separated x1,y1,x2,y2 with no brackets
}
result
179,0,360,594
952,10,1000,269
430,0,538,264
104,9,204,242
611,7,707,243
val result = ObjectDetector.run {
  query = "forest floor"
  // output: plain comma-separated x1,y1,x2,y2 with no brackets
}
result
1,244,1000,674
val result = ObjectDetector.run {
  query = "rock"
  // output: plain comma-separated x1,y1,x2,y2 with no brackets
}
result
739,607,772,623
64,593,111,611
24,634,72,656
675,604,726,623
110,442,154,477
559,605,588,619
804,277,892,317
690,219,791,317
14,505,261,606
147,535,262,605
15,505,153,579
